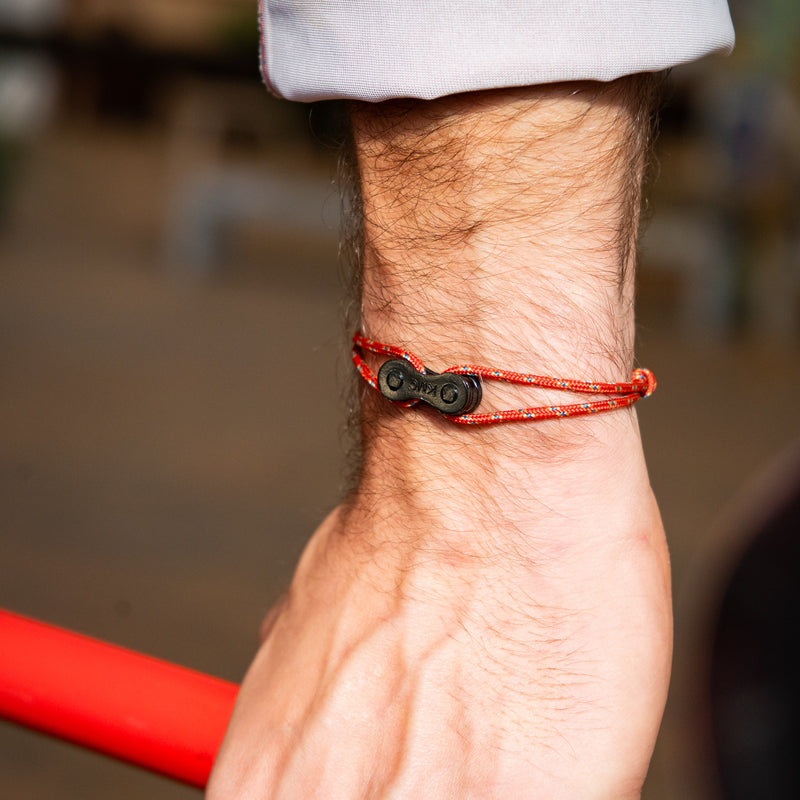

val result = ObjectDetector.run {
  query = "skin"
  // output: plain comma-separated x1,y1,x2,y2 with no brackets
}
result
207,78,672,799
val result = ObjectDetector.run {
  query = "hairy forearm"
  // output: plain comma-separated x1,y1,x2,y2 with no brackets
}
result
352,79,656,370
347,77,663,547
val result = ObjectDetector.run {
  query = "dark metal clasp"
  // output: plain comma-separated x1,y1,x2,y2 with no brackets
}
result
377,359,481,416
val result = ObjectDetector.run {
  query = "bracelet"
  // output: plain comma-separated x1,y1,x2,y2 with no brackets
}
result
352,332,656,426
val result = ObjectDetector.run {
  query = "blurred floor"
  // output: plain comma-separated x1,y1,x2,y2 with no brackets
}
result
0,120,799,799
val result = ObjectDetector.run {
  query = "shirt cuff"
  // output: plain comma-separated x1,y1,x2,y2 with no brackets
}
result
259,0,735,102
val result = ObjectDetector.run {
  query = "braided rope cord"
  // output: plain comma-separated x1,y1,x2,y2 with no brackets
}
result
352,332,656,426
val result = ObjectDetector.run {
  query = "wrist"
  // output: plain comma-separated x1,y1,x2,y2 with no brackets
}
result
343,420,658,587
345,79,662,558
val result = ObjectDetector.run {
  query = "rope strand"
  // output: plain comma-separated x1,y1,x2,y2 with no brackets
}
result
352,332,656,425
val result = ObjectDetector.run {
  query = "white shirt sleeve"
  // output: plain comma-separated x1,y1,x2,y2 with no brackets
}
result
258,0,734,102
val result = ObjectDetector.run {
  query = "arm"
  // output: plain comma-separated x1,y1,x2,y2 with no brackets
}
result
207,76,671,799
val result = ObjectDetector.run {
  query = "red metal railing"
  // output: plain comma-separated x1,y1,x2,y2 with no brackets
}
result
0,609,238,788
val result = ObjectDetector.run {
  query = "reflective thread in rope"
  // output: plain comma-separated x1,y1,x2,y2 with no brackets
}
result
352,332,657,426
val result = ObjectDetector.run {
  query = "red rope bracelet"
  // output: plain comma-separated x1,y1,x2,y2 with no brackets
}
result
352,332,656,426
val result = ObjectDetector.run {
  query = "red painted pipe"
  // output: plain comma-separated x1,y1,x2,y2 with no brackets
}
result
0,609,238,788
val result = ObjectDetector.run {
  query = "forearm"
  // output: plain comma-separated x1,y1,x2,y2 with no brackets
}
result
353,78,653,365
347,77,663,548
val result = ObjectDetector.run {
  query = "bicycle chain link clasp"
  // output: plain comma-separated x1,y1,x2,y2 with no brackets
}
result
377,359,482,416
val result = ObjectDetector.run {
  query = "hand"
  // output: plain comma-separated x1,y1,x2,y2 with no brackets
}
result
208,473,671,798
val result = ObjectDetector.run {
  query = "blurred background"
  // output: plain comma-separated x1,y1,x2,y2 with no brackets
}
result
0,1,798,798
